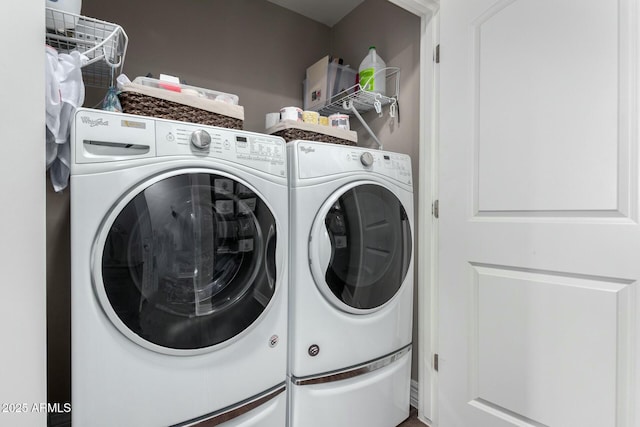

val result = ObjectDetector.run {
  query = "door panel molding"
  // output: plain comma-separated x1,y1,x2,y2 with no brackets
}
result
468,263,634,426
469,0,637,219
468,398,550,427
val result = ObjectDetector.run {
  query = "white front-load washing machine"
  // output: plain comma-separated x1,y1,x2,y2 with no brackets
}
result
70,108,288,427
287,140,414,427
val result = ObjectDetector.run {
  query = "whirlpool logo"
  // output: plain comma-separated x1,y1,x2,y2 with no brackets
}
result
80,116,109,127
300,146,315,154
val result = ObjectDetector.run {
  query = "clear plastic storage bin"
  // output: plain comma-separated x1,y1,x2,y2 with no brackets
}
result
132,77,240,105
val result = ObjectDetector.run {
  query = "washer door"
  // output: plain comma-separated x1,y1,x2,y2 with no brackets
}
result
97,172,278,353
308,182,412,313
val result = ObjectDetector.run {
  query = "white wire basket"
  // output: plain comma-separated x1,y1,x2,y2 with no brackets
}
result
316,67,400,116
314,67,400,150
45,7,128,88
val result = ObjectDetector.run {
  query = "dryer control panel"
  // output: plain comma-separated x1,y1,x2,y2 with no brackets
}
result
294,141,412,186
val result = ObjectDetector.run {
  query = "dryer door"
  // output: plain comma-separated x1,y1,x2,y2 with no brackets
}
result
96,172,278,354
308,182,412,313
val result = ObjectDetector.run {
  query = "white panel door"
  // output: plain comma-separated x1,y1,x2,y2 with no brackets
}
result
439,0,639,426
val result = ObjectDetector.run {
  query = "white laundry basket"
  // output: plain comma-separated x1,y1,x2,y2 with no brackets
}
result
46,0,82,30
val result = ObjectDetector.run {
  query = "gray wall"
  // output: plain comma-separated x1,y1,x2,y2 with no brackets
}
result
47,0,421,405
46,181,71,406
83,0,332,131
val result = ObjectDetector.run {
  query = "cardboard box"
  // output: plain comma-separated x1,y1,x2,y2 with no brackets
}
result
304,56,358,111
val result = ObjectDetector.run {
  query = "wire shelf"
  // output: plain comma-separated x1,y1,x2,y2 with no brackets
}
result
315,67,400,117
317,90,395,116
45,7,128,88
313,67,399,149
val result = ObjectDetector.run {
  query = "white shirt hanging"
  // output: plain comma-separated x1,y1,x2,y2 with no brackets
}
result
45,45,87,192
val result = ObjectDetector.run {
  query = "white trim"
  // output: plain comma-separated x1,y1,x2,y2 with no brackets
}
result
411,380,433,426
386,0,439,425
425,11,440,427
410,379,420,409
388,0,439,15
417,10,434,424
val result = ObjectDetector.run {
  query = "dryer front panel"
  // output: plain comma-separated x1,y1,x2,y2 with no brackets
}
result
308,182,412,313
95,172,278,353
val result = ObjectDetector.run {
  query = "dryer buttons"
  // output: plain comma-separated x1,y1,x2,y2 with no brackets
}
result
308,344,320,357
190,129,212,149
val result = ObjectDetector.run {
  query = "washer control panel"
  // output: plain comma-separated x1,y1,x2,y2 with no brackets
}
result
73,109,286,178
156,121,286,177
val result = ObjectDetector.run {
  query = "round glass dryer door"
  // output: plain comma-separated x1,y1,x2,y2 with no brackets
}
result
309,183,412,312
97,172,277,352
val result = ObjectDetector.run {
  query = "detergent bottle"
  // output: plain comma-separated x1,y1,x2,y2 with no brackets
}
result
358,46,386,96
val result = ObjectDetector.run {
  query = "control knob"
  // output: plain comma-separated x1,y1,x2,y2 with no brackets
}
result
190,129,212,149
360,152,374,167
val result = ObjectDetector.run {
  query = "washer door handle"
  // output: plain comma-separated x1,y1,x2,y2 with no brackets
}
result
316,225,332,274
265,224,277,287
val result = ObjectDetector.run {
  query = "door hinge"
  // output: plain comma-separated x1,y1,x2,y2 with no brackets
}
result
435,44,440,63
432,200,439,218
434,353,439,371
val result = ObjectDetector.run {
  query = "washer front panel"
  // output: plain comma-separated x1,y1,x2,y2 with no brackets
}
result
95,170,278,353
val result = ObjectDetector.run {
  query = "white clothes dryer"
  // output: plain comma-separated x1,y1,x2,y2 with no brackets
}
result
70,109,288,427
286,140,414,427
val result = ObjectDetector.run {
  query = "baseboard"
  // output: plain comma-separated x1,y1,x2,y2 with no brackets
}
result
410,380,434,426
410,379,419,409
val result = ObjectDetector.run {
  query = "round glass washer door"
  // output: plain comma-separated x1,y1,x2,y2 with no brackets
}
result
308,182,412,313
94,171,278,354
